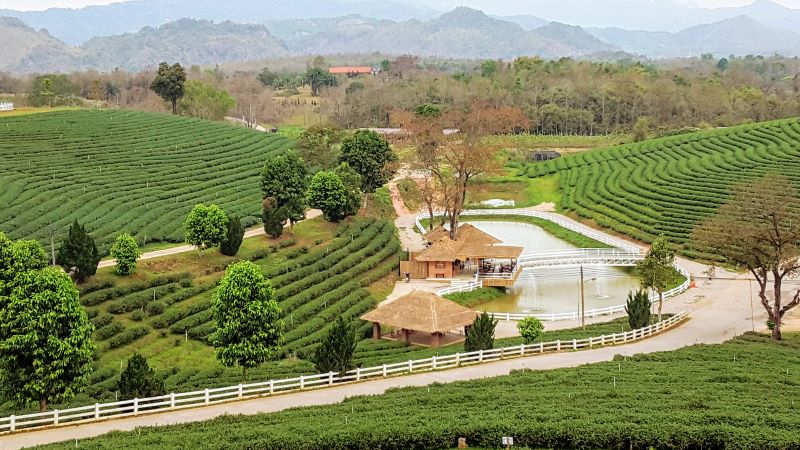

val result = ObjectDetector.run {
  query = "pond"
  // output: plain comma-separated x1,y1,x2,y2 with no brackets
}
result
464,221,641,315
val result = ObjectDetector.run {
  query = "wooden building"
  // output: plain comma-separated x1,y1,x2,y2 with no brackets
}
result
361,291,478,347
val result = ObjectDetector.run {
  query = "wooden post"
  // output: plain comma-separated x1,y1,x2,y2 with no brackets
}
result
372,322,381,340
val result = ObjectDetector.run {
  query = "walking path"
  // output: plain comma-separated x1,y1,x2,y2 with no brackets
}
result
2,209,764,449
223,116,268,132
99,210,322,269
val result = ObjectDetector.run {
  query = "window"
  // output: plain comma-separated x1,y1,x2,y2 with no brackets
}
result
435,261,446,269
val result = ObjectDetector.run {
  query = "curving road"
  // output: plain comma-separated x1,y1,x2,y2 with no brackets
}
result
0,211,764,449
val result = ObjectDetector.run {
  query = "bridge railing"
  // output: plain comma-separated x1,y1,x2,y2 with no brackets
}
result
0,312,688,435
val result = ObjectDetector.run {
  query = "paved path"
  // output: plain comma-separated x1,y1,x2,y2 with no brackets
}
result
224,116,268,132
2,211,764,449
99,210,322,269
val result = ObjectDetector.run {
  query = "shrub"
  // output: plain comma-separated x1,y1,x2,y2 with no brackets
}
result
465,312,498,352
220,214,244,256
517,317,544,344
108,327,149,349
312,317,357,374
625,289,651,330
110,233,140,276
117,353,165,400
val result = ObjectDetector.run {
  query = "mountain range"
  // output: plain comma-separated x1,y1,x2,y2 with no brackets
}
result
2,3,800,74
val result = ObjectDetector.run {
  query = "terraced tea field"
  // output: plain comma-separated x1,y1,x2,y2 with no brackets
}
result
0,109,294,251
518,118,800,257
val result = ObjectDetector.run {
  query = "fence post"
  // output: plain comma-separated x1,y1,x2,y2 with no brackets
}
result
479,349,484,362
237,384,243,399
53,410,59,426
329,371,335,385
171,392,176,408
432,356,437,370
9,415,14,432
382,364,387,377
556,340,561,351
455,353,461,366
94,403,100,419
204,389,209,405
539,342,544,353
134,398,139,415
356,368,361,382
589,337,593,349
520,344,525,356
269,380,274,395
300,375,306,389
408,360,413,373
572,339,577,350
505,312,510,321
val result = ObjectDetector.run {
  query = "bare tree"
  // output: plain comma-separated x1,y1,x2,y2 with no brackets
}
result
693,174,800,340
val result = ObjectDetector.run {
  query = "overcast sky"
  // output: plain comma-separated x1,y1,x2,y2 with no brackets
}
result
3,0,800,11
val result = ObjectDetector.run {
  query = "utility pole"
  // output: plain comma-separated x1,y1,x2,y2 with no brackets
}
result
50,233,56,266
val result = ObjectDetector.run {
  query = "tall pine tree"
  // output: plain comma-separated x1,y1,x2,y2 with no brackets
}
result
220,214,244,256
312,317,357,374
56,221,100,283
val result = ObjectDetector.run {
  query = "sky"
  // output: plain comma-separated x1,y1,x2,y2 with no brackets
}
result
2,0,800,10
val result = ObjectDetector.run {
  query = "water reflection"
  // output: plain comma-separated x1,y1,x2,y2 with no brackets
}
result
465,221,641,314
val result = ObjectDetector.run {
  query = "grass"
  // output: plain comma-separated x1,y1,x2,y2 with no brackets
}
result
364,187,397,220
443,287,507,307
485,133,630,152
396,177,423,211
0,106,79,117
470,174,561,208
38,332,800,450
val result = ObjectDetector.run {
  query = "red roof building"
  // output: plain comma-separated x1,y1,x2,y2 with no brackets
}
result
328,66,374,76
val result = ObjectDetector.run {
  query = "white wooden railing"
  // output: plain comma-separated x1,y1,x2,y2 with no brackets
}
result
0,312,688,434
0,102,14,112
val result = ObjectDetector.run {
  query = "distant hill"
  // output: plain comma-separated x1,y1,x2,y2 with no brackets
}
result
0,17,79,73
81,19,288,71
497,15,549,31
0,0,440,46
589,15,800,57
283,8,618,59
534,22,619,54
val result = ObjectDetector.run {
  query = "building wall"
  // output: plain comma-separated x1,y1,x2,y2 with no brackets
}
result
427,261,453,279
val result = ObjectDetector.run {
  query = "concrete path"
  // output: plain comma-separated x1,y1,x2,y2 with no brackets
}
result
99,210,322,269
2,211,766,449
224,116,268,132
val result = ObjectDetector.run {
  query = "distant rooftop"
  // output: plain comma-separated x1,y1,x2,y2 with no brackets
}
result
328,66,373,75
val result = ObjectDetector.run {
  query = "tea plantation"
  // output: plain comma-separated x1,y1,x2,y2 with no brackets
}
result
0,109,294,251
38,333,800,449
517,118,800,258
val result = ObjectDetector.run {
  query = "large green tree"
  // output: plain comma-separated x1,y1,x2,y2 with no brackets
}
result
211,261,283,381
295,126,344,171
26,74,79,107
333,162,363,219
262,198,288,239
177,80,236,121
117,353,165,400
339,130,397,194
304,67,339,96
636,235,676,322
150,62,187,114
184,204,229,251
56,221,100,283
261,152,308,226
0,257,94,412
307,171,349,222
110,233,140,276
312,317,357,374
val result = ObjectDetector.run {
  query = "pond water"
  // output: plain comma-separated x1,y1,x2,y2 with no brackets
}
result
464,221,641,315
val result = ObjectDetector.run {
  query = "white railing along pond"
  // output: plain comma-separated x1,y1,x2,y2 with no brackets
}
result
0,312,688,434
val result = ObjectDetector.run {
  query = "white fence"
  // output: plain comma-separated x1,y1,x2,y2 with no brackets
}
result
0,102,14,112
0,312,688,434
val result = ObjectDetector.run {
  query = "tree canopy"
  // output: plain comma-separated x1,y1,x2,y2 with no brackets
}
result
184,204,229,250
150,62,187,114
465,312,497,352
307,171,350,222
635,235,676,322
220,214,244,257
211,261,283,381
110,233,140,276
178,80,236,121
312,317,357,374
339,130,397,194
261,151,308,226
117,353,165,400
56,221,100,283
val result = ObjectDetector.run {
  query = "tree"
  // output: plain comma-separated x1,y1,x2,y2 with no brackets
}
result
110,233,140,276
464,312,498,352
211,261,283,381
261,152,308,227
262,197,287,239
717,57,730,71
333,162,363,218
184,204,228,251
295,126,343,171
150,62,187,114
480,60,498,78
26,74,79,107
0,266,94,412
339,130,397,213
0,233,47,285
304,67,338,96
56,221,100,283
177,80,236,121
632,116,649,142
117,353,164,400
257,67,278,87
312,317,357,374
307,172,350,222
220,214,244,256
517,317,544,344
635,235,675,322
693,174,800,340
625,289,651,330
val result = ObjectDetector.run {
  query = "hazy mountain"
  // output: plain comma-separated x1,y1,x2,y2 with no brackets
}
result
283,7,617,59
0,17,81,73
81,19,288,71
589,15,800,58
534,22,619,54
495,15,549,31
0,0,439,45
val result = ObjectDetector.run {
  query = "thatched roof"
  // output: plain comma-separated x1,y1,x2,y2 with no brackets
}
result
425,224,501,246
415,237,462,262
361,291,477,333
457,243,524,260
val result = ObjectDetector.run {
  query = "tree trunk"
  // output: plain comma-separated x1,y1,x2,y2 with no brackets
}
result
772,274,783,341
658,290,664,322
39,397,48,412
171,99,178,115
242,366,248,383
